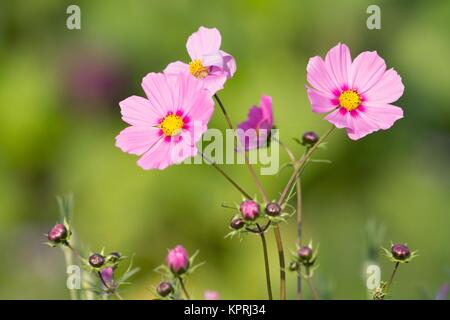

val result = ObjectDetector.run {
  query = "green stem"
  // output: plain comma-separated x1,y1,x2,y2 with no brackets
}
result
278,125,335,206
273,225,286,300
257,224,273,300
62,245,78,300
384,262,400,298
179,277,191,300
305,266,319,300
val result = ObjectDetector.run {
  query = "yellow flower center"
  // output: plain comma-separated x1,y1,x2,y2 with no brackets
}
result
339,90,361,111
159,114,184,137
189,60,209,79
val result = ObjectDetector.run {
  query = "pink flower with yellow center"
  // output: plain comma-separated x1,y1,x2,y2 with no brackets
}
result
164,26,236,94
306,43,404,140
115,72,214,170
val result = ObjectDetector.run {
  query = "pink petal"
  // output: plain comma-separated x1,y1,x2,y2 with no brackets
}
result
119,95,161,126
115,126,161,155
360,104,403,130
349,51,386,93
260,95,273,126
307,56,338,98
186,27,222,61
324,43,352,90
164,61,189,76
346,110,380,140
201,72,227,95
363,69,404,104
141,73,177,116
220,50,236,78
137,138,172,170
307,87,338,113
324,108,351,129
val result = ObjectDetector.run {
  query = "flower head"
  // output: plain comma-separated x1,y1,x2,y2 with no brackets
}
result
100,267,114,287
306,43,404,140
166,245,190,274
391,243,411,261
265,202,281,217
164,26,236,94
237,95,274,151
301,131,319,147
116,72,214,170
156,281,173,297
239,200,260,221
89,253,105,268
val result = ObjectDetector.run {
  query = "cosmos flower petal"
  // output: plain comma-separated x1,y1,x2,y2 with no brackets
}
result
349,51,386,93
137,138,172,170
363,68,405,104
220,50,236,78
307,56,338,98
141,73,177,115
115,126,161,156
186,27,222,61
307,87,338,113
119,95,162,126
325,43,352,90
360,104,404,130
164,61,190,76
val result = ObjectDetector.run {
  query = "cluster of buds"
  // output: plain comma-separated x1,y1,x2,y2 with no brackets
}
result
228,199,289,237
88,251,123,270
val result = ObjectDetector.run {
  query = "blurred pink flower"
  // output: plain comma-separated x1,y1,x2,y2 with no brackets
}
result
166,245,190,274
237,95,273,150
115,72,214,170
204,290,220,300
164,26,236,94
306,43,404,140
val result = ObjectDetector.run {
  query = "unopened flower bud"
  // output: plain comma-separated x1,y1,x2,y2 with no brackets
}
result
391,244,411,261
108,252,121,263
157,281,173,297
265,202,281,217
204,290,220,300
302,131,319,147
230,217,245,230
167,245,189,275
89,253,105,268
298,246,313,263
47,223,68,243
239,200,260,221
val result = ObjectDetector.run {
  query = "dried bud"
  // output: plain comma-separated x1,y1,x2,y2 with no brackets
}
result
167,245,189,275
265,202,281,217
239,200,260,221
156,281,173,297
89,253,105,268
230,217,245,230
47,223,68,243
298,246,313,263
391,244,411,261
302,131,319,147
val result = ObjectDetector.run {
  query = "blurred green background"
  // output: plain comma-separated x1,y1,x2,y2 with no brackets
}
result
0,0,449,299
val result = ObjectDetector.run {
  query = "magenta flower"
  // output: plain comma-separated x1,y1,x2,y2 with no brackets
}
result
164,26,236,94
166,245,190,274
100,267,114,288
204,290,220,300
306,43,404,140
115,72,214,170
237,95,274,150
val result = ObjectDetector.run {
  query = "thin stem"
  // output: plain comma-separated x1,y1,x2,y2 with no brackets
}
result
214,94,269,203
278,125,335,206
257,223,273,300
273,225,286,300
179,277,191,300
200,152,252,200
384,262,400,297
97,271,124,300
305,267,319,300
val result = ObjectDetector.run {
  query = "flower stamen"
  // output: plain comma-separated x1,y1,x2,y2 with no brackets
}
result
189,60,209,79
339,90,361,111
159,113,184,137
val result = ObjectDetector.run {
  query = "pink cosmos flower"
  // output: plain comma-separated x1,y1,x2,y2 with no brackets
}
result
115,72,214,170
306,43,404,140
237,95,274,150
166,245,190,274
164,26,236,94
100,267,114,288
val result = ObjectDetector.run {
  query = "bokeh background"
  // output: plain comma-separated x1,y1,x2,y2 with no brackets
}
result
0,0,449,299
